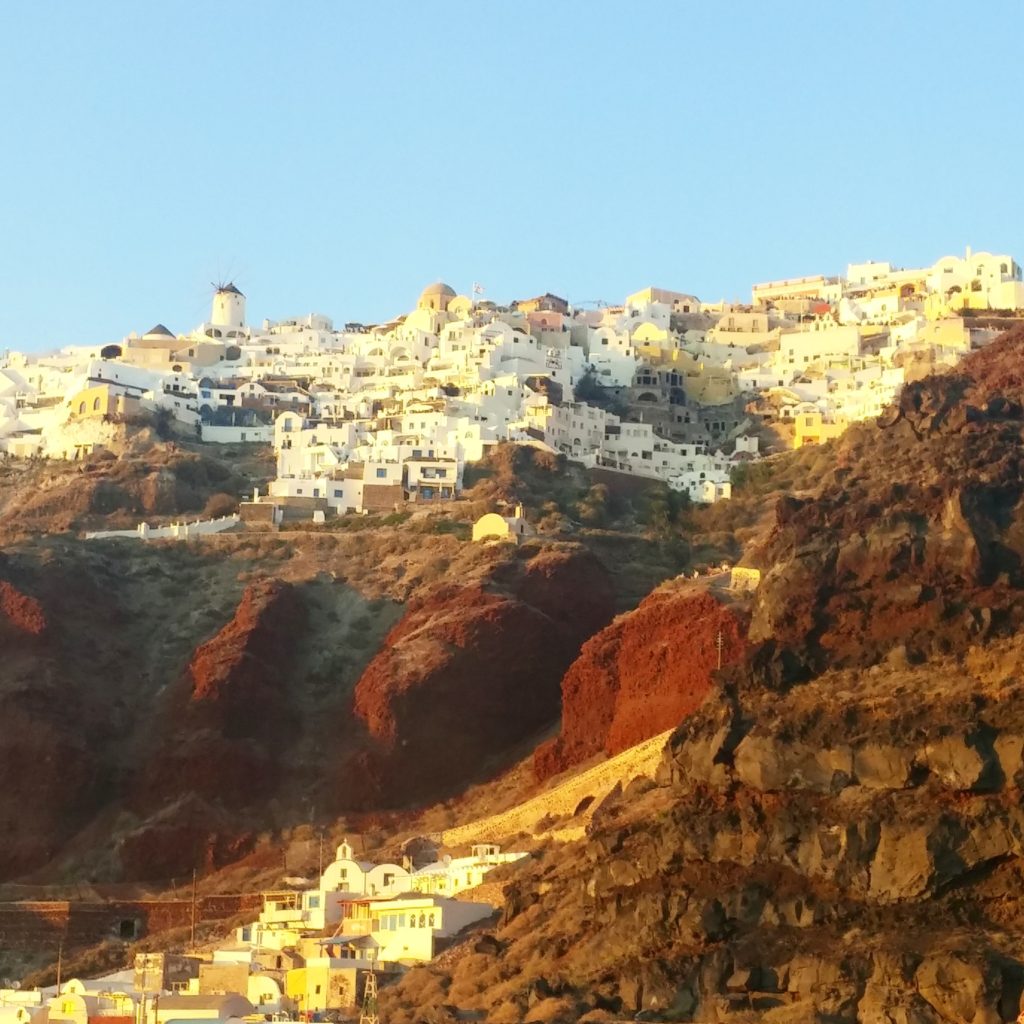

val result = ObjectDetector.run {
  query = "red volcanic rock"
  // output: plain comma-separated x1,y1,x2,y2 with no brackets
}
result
961,323,1024,405
0,580,46,636
117,796,257,882
535,584,749,780
132,579,306,845
188,579,304,737
0,706,98,877
350,546,614,805
136,732,276,809
742,330,1024,688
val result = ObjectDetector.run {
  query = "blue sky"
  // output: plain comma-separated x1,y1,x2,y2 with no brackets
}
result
1,0,1021,351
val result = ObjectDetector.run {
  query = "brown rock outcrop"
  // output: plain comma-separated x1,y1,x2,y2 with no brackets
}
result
381,635,1024,1024
534,583,749,780
350,545,614,805
132,578,307,827
116,795,257,882
0,707,99,878
188,578,305,737
745,327,1024,688
0,580,47,637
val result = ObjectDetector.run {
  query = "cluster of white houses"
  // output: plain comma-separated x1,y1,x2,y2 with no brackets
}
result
1,247,1020,510
0,841,527,1021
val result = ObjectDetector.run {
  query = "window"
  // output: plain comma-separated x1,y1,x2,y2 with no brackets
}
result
334,489,342,498
376,468,387,479
308,895,320,909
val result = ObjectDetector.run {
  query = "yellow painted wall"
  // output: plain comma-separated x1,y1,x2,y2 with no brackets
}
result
286,963,357,1012
68,385,140,420
793,412,848,449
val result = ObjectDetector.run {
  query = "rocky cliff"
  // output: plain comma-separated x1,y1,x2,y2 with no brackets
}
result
350,544,615,806
381,634,1024,1023
0,527,624,883
534,582,749,780
187,578,305,736
747,326,1024,687
378,328,1024,1022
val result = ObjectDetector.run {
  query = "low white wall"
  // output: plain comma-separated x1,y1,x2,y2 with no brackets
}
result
85,514,240,541
200,424,274,444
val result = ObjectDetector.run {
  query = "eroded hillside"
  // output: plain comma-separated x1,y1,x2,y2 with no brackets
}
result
374,327,1024,1022
381,636,1024,1023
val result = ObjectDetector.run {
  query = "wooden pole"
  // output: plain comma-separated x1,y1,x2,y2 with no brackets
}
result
190,869,197,950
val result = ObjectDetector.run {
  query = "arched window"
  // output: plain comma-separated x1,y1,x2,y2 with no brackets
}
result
78,401,86,415
93,397,101,411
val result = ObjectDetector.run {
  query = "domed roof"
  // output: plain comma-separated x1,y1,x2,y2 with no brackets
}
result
216,282,244,297
143,324,174,338
418,281,456,305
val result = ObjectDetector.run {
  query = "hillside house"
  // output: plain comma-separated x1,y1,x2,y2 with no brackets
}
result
472,505,533,544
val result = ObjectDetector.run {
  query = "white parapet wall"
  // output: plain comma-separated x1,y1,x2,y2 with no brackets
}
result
84,513,241,541
200,424,274,444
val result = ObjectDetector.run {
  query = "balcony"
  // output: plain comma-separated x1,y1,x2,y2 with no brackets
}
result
260,907,304,924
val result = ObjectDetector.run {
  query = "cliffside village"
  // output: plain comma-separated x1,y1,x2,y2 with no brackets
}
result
0,840,528,1022
1,248,1021,519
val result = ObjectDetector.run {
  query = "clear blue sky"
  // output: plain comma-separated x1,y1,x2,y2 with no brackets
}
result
2,0,1021,351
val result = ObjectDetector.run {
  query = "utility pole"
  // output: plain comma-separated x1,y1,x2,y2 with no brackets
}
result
358,969,379,1024
190,869,198,951
55,936,63,993
716,629,724,670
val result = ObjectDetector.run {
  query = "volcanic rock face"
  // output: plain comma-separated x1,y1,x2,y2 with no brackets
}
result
188,578,304,737
0,568,100,877
747,329,1024,687
0,579,47,636
534,582,749,780
381,637,1024,1023
117,796,258,884
127,578,307,876
379,332,1024,1023
351,545,614,805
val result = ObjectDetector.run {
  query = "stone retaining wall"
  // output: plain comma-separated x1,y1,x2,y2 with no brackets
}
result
0,893,261,952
